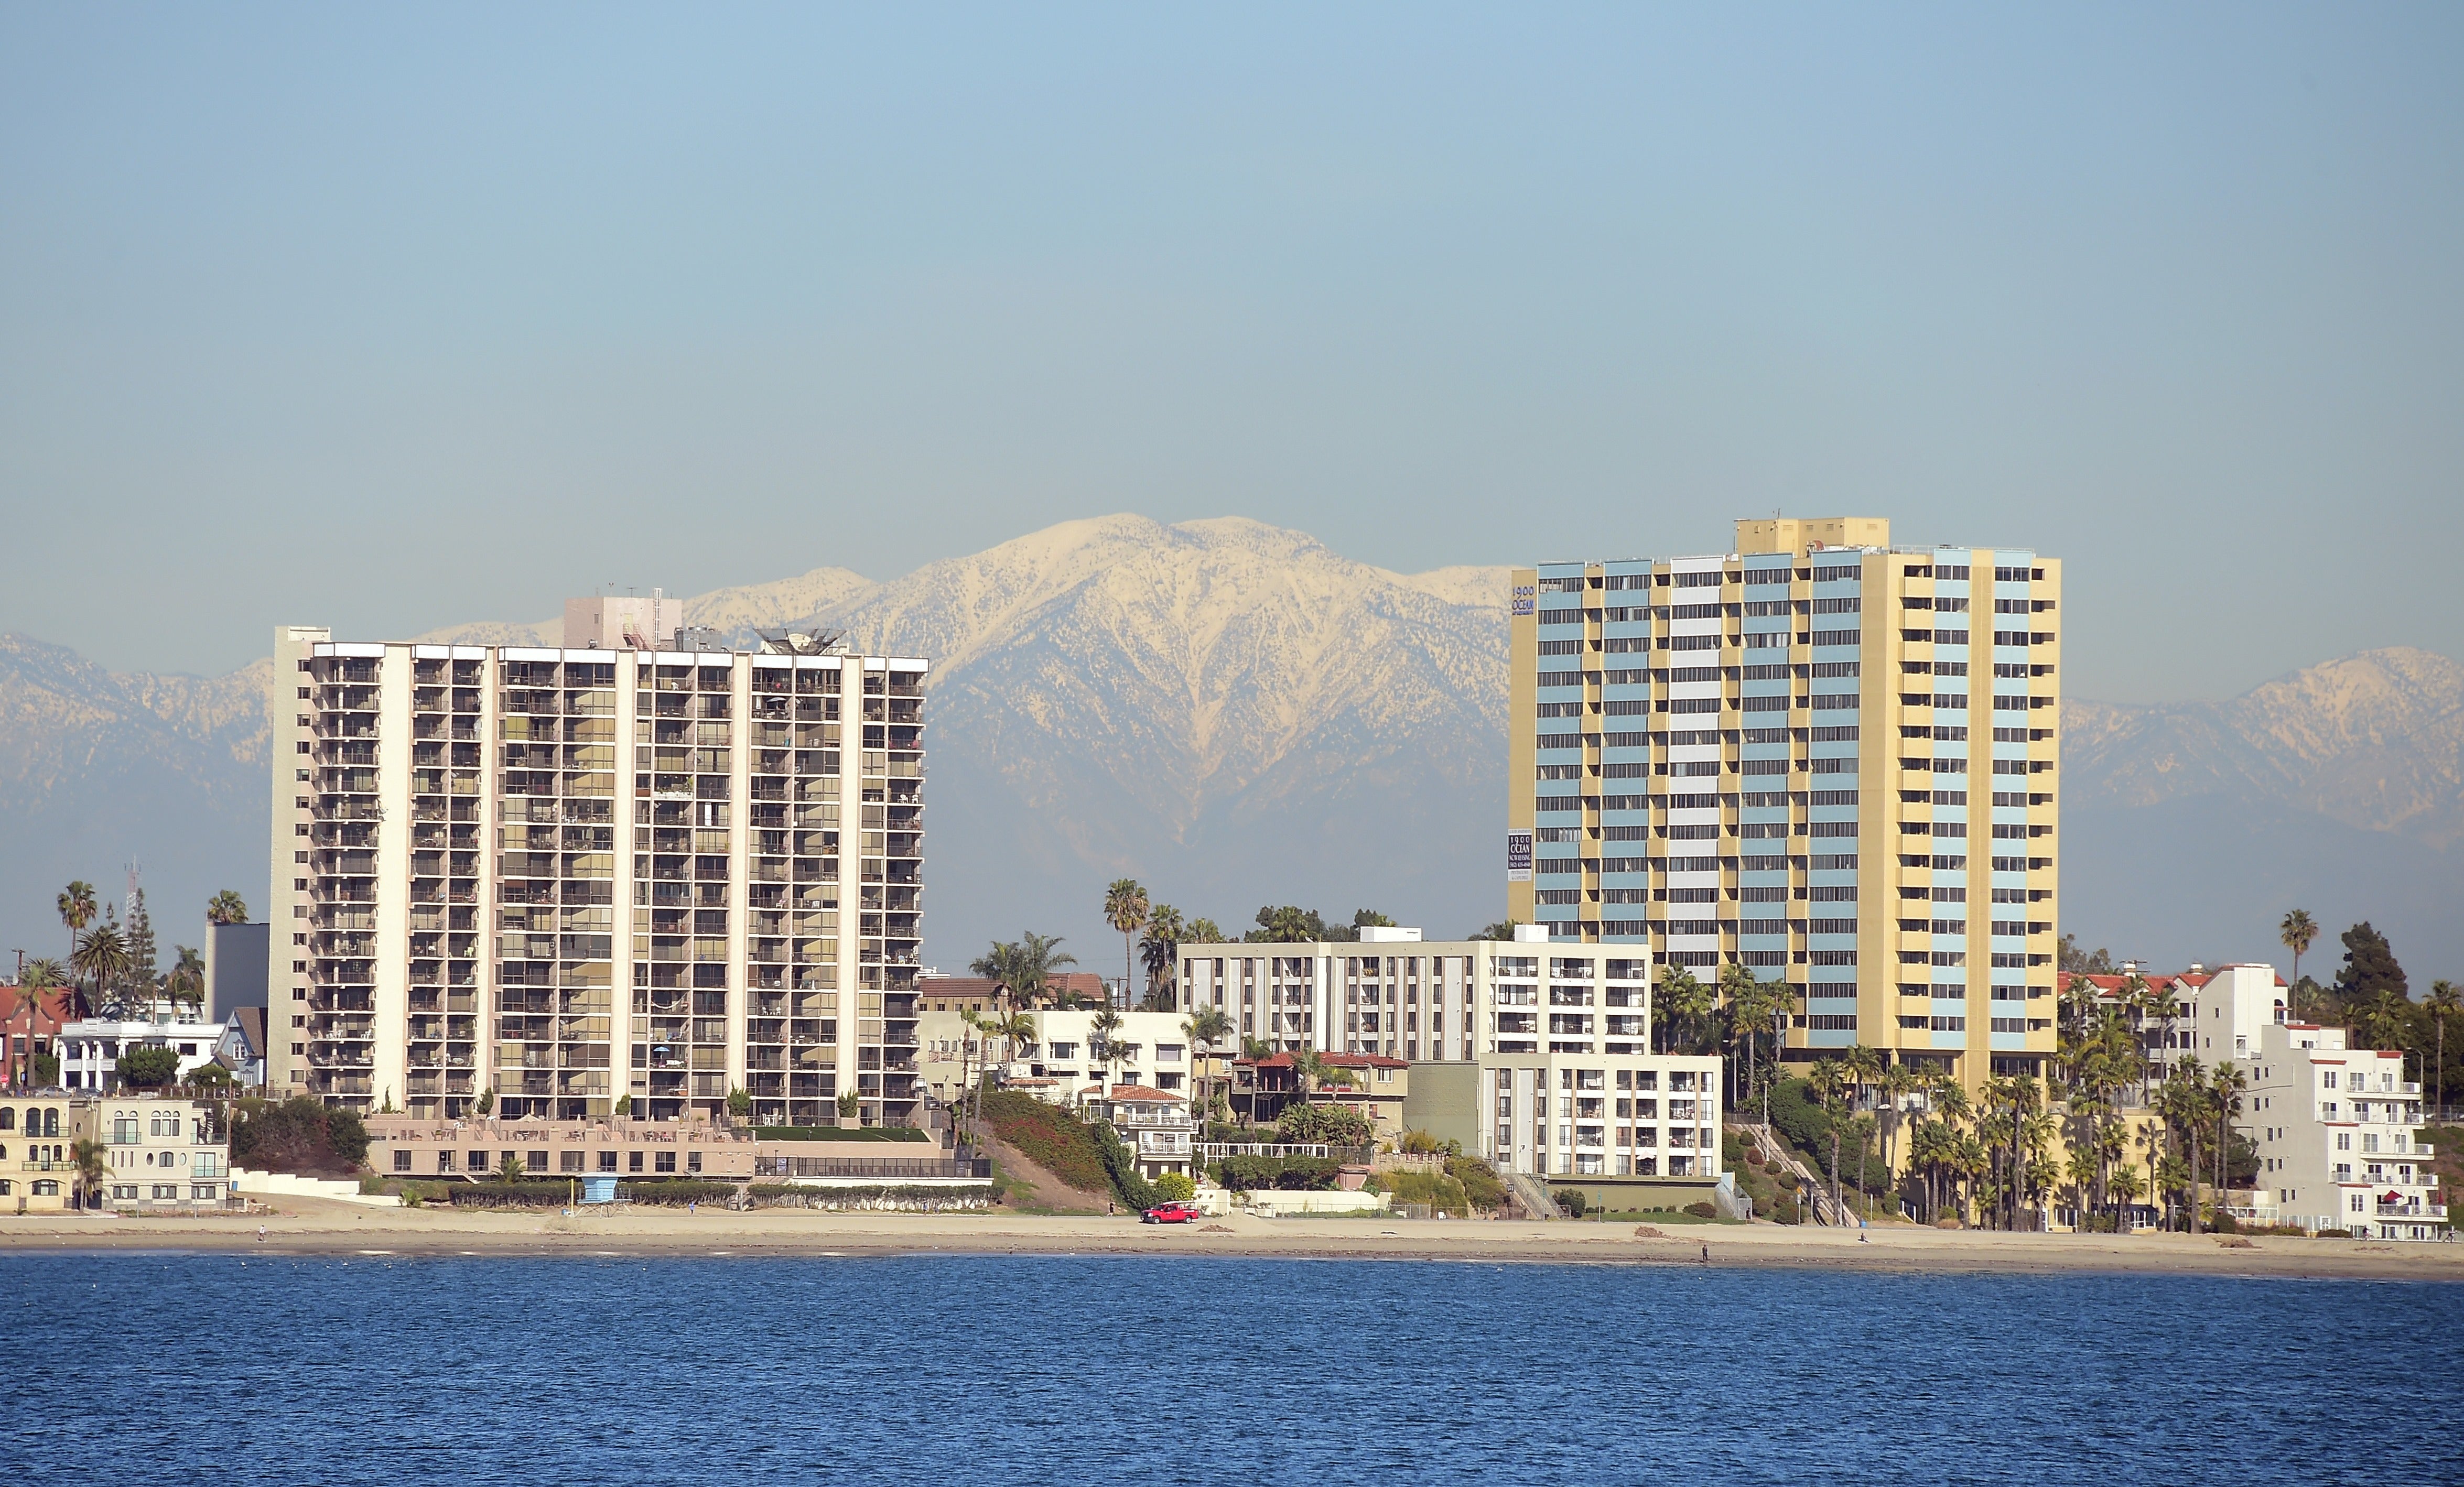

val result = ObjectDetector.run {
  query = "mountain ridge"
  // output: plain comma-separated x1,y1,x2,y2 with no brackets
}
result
2,516,2458,980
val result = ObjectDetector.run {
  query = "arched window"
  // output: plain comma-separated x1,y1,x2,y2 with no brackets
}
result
43,1109,59,1138
0,1108,15,1131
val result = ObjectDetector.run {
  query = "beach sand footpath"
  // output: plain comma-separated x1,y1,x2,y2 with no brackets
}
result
6,1200,2462,1278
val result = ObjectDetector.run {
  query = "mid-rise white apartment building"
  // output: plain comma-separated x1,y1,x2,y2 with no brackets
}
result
1177,926,1721,1182
2246,1021,2443,1240
1487,1050,1723,1179
1177,926,1655,1063
269,604,929,1130
1001,1008,1200,1100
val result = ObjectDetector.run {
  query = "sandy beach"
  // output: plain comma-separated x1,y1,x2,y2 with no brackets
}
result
7,1200,2461,1279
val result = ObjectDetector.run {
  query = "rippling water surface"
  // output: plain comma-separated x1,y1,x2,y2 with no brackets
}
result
10,1253,2462,1484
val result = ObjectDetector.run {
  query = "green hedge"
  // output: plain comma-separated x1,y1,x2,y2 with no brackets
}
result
751,1126,929,1143
1214,1154,1339,1192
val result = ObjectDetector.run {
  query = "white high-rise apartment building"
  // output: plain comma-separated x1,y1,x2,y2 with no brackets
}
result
268,604,929,1128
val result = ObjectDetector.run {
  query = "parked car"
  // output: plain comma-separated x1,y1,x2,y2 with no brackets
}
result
1141,1203,1199,1224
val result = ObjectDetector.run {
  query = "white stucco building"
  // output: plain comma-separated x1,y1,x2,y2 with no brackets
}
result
56,1012,230,1091
1485,1049,1725,1180
1176,925,1659,1065
1006,1009,1197,1101
2246,1021,2442,1239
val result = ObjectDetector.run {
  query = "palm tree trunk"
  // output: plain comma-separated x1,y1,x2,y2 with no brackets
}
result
2188,1131,2201,1235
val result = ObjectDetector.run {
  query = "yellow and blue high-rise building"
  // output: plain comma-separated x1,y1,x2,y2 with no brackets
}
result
1507,517,2060,1087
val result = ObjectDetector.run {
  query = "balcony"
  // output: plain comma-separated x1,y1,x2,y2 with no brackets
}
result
2376,1201,2446,1220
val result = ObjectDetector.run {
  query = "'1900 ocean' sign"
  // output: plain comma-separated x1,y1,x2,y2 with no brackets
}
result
1506,831,1532,881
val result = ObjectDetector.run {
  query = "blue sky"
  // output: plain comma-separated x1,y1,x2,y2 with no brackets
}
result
2,4,2458,700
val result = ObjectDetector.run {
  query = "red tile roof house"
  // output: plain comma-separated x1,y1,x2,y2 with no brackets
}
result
1,985,74,1088
2073,963,2290,1086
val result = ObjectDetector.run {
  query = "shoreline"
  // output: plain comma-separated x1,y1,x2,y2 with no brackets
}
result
7,1200,2461,1279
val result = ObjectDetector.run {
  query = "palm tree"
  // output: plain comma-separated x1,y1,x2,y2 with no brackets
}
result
1182,1005,1233,1133
72,1136,109,1210
205,889,250,926
58,880,97,961
2428,980,2459,1116
1103,880,1150,1009
2280,908,2318,1018
1138,905,1186,1011
954,1007,988,1146
2139,977,2181,1092
1089,1005,1126,1094
14,958,63,1086
2356,988,2410,1060
70,924,130,1022
1722,970,1789,1115
2208,1059,2247,1220
165,946,206,1017
2018,1108,2058,1231
1876,1062,1919,1199
1809,1056,1846,1222
970,932,1079,1008
1653,965,1712,1055
2135,1117,2168,1230
1843,1044,1883,1115
2109,1164,2145,1229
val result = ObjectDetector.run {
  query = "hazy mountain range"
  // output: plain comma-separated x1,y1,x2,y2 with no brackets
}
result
2,515,2458,985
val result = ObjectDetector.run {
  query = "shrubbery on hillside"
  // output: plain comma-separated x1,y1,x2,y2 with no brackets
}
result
230,1096,369,1177
977,1090,1110,1193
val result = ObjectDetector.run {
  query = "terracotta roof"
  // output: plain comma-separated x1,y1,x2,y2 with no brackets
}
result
1103,1085,1186,1104
917,976,1001,998
0,985,74,1033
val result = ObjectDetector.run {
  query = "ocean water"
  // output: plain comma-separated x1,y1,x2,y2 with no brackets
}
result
9,1253,2462,1484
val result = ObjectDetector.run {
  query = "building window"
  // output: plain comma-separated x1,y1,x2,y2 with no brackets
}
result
393,1150,413,1172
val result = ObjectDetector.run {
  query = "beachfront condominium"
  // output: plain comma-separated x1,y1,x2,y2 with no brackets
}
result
269,598,928,1128
2245,1021,2443,1240
1506,517,2062,1090
1174,927,1722,1186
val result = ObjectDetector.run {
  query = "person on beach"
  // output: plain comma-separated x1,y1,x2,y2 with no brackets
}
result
1700,1242,1709,1265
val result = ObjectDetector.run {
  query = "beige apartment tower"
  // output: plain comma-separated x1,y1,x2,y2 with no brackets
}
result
1506,518,2061,1089
269,611,928,1127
